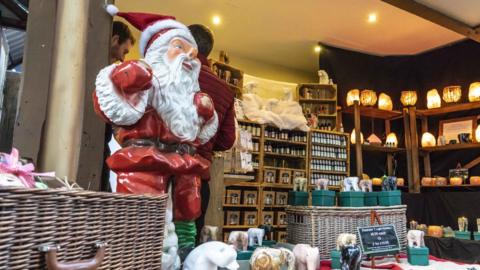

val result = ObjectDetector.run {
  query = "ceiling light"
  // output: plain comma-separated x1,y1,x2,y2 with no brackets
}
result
368,13,377,23
314,45,322,53
212,15,221,25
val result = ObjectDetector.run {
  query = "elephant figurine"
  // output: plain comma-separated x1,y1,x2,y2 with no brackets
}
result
341,177,360,192
248,228,265,247
250,247,295,270
315,178,329,190
183,241,239,270
293,177,308,192
381,176,397,191
358,179,372,192
228,231,248,251
340,244,362,270
443,226,455,238
259,224,273,241
458,217,469,232
199,225,219,244
293,244,320,270
407,230,425,248
409,220,418,230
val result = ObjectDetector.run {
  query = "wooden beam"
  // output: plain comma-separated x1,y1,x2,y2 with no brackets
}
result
464,156,480,170
385,119,393,176
408,107,421,193
354,101,363,177
205,157,224,231
402,108,414,192
382,0,480,42
421,117,431,177
0,71,20,152
13,0,56,163
0,0,28,21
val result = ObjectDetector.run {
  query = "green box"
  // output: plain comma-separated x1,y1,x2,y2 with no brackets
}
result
237,250,253,260
407,246,429,266
262,240,276,247
330,250,341,269
339,191,364,207
454,231,471,240
288,191,309,206
364,192,379,206
378,190,401,206
312,190,336,206
474,232,480,240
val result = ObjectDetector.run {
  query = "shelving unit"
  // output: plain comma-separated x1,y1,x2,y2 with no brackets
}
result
297,83,339,131
211,61,244,98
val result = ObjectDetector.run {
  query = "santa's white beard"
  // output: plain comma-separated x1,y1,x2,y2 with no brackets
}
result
145,41,202,142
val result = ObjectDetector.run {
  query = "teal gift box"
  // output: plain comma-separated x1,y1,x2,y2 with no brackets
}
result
407,246,429,266
288,191,309,206
378,190,401,206
474,232,480,240
312,190,335,206
364,192,378,206
339,191,364,207
237,250,253,260
262,240,276,247
454,231,471,240
331,250,341,269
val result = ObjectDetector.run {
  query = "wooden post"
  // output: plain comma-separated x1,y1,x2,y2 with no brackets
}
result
205,157,225,231
402,109,414,192
354,101,363,177
421,117,431,177
408,107,421,193
0,72,21,152
385,119,393,176
13,0,57,163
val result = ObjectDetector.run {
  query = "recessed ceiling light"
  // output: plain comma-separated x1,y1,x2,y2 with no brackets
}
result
368,13,377,23
314,45,322,53
212,15,221,25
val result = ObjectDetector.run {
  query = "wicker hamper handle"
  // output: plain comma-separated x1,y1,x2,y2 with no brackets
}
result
39,241,107,270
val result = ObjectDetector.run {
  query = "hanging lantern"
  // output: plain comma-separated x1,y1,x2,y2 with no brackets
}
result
378,93,393,111
421,132,436,147
442,85,462,103
385,132,398,147
400,90,417,106
475,126,480,143
469,82,480,102
346,89,360,106
360,89,377,106
350,129,364,144
426,89,441,109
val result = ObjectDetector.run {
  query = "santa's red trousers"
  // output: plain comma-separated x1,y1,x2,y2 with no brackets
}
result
107,146,210,221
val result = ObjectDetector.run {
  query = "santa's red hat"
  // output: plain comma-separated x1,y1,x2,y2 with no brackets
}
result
106,4,196,57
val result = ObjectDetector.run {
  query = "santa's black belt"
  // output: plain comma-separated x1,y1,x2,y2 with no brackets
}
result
122,138,196,155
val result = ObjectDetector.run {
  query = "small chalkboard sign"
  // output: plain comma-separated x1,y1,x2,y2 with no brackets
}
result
357,225,400,256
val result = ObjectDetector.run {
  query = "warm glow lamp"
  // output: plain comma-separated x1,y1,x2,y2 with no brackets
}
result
476,126,480,143
346,89,360,106
360,90,377,106
469,82,480,102
427,89,441,109
350,129,364,144
400,90,417,106
386,132,398,147
378,93,393,111
421,132,436,147
443,85,462,103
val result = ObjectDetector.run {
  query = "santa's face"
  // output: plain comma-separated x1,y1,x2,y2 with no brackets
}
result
166,38,199,73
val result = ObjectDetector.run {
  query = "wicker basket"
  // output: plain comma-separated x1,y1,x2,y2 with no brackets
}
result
286,205,407,259
0,187,167,270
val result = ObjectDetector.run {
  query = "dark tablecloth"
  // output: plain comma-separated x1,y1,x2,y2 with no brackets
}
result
425,236,480,264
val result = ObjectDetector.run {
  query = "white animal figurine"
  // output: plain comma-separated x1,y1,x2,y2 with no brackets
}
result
228,231,249,251
294,177,308,192
407,230,425,248
315,178,329,190
200,225,219,244
0,173,26,187
359,179,372,192
183,241,239,270
248,228,265,247
336,233,357,251
250,247,295,270
293,244,320,270
342,177,360,192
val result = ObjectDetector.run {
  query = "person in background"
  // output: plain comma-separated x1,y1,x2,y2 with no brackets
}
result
188,24,236,241
110,21,135,63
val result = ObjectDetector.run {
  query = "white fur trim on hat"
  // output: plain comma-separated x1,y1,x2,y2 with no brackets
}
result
140,19,197,56
105,4,119,16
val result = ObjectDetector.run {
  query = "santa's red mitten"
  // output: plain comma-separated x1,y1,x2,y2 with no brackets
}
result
194,92,215,121
110,60,153,94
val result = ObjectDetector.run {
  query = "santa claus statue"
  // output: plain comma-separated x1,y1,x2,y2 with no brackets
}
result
94,5,218,265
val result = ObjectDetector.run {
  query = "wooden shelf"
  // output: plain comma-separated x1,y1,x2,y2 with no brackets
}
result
223,204,259,208
311,129,347,136
262,183,293,189
264,137,307,145
264,152,306,159
223,225,256,229
309,185,342,190
343,106,402,120
237,119,260,125
360,144,406,153
299,98,336,103
416,102,480,117
316,114,337,118
420,143,480,152
263,166,306,172
273,225,287,228
251,151,260,155
224,181,259,187
252,136,261,140
310,170,348,175
213,62,243,74
421,184,480,188
262,204,288,208
311,156,348,161
311,142,347,148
